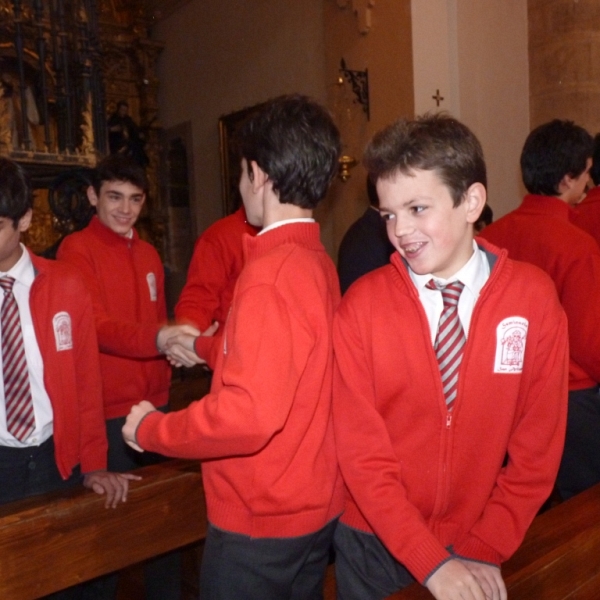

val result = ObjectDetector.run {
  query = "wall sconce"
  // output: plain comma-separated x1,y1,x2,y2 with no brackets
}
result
339,58,370,120
336,58,369,182
338,155,358,183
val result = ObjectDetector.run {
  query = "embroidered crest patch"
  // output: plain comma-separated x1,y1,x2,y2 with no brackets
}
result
146,272,157,301
53,311,73,351
494,317,528,373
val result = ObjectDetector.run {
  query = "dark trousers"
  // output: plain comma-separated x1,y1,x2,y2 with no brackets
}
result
334,523,414,600
556,386,600,500
78,413,182,600
199,519,338,600
0,436,81,504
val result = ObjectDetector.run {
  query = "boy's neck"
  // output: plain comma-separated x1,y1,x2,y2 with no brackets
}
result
262,196,313,229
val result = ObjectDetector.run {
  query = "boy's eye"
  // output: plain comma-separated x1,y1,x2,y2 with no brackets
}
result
411,206,425,214
380,212,394,221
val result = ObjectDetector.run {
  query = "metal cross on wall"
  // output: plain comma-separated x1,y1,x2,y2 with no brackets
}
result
432,89,445,107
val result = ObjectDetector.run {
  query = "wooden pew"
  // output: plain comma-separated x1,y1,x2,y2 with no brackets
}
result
386,482,600,599
0,460,205,600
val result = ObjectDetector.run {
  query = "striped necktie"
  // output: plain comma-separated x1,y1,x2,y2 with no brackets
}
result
426,279,466,410
0,276,35,441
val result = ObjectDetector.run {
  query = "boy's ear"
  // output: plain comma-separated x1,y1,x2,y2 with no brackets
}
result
558,172,578,195
464,182,487,224
17,209,32,233
249,161,268,193
86,185,98,207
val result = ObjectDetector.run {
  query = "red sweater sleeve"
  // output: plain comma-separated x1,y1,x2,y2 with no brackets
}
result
71,281,108,473
333,301,451,583
558,251,600,383
194,332,222,371
453,289,569,563
58,235,162,359
175,236,229,331
137,283,312,458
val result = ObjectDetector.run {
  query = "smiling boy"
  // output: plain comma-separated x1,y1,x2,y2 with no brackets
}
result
332,114,569,600
57,154,193,599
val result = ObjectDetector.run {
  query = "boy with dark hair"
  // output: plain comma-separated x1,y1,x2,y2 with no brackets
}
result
0,157,134,508
333,114,568,600
573,132,600,245
57,153,194,599
123,94,344,599
481,119,600,502
337,176,395,294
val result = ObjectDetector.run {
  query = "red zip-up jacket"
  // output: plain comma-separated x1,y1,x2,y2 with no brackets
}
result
333,240,568,584
57,217,170,418
29,251,107,477
481,194,600,390
137,223,344,538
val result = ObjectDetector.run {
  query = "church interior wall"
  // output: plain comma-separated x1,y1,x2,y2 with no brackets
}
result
412,0,530,220
152,0,328,247
321,0,414,260
153,0,532,272
456,0,530,219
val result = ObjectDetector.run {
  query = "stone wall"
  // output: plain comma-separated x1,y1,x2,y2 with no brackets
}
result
529,0,600,134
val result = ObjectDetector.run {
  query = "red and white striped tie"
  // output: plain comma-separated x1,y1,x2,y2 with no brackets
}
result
427,279,466,410
0,276,35,441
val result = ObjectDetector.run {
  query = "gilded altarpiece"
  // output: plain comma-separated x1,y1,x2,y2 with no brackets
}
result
0,0,165,257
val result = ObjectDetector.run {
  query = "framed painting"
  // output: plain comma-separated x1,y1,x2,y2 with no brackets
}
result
218,102,266,215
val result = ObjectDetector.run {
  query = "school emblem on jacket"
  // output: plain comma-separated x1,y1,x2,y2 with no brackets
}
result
494,317,528,373
53,312,73,351
146,272,157,301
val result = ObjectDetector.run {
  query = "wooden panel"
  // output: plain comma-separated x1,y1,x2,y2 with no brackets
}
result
386,483,600,599
0,460,205,600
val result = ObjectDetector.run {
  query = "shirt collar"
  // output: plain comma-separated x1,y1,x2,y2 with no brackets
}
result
258,218,315,236
0,244,34,288
410,240,489,296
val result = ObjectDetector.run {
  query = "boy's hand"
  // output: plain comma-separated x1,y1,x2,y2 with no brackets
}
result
457,559,507,600
164,322,219,368
164,332,202,368
83,470,141,509
426,559,487,600
122,400,157,452
156,324,200,354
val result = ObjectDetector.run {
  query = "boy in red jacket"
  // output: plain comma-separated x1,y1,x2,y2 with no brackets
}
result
481,120,600,503
0,158,134,510
57,154,194,599
123,95,343,599
333,115,569,600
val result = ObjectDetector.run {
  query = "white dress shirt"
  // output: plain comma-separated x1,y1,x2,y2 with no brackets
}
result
0,245,53,447
409,241,491,345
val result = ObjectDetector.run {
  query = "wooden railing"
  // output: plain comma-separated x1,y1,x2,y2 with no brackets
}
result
0,460,205,600
386,483,600,599
4,459,600,600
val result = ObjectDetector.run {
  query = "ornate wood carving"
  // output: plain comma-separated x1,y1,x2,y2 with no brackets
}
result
0,0,165,257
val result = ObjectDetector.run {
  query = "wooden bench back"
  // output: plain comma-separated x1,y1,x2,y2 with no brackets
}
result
386,483,600,599
0,460,205,600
